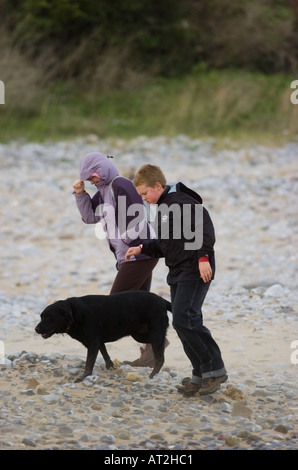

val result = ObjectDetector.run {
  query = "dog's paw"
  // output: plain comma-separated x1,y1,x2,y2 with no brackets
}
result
74,376,84,383
75,373,91,383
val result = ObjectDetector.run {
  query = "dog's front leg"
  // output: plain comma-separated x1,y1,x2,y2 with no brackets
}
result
98,342,114,370
75,347,99,382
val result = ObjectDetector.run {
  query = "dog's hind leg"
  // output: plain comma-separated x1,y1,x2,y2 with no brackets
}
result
149,352,164,378
98,343,114,370
149,340,165,378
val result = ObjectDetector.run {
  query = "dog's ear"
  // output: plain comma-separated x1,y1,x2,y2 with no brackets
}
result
59,300,73,323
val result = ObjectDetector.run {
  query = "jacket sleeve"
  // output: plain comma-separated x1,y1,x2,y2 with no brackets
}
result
197,206,216,258
113,178,149,243
74,192,102,224
141,239,165,258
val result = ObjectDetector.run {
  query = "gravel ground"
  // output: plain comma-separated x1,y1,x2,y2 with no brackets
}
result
0,135,297,451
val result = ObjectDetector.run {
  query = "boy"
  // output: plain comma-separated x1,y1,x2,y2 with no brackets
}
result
125,164,227,396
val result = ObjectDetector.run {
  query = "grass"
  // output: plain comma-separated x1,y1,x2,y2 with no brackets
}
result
0,69,297,145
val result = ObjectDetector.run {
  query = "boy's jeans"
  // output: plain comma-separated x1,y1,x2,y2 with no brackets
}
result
170,279,227,380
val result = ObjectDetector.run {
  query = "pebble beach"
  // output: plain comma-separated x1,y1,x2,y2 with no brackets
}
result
0,135,297,451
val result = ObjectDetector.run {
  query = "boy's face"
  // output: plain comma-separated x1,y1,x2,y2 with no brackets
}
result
88,175,100,185
136,182,164,204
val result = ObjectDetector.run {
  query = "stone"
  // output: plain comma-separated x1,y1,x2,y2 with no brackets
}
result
100,434,116,444
27,378,40,389
225,436,239,447
274,425,288,434
125,373,142,382
82,375,99,386
36,385,49,395
220,402,232,413
0,358,13,368
264,284,284,298
22,438,37,447
232,403,253,418
41,394,60,404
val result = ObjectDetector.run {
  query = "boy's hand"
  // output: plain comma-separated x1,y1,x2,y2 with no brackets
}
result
125,246,141,260
73,179,85,194
199,261,212,283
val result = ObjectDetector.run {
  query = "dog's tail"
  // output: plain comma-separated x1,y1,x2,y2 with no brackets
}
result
164,299,172,312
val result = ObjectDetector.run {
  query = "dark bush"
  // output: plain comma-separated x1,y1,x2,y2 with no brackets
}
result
2,0,298,87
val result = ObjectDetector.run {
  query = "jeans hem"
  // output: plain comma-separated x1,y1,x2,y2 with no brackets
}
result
191,375,203,384
201,367,227,379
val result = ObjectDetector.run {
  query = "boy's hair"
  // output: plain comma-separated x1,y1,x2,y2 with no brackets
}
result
133,164,167,188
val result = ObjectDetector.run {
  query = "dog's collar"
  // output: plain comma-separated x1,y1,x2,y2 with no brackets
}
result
64,309,74,333
65,322,72,333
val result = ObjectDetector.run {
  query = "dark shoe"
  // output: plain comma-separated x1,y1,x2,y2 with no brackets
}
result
181,376,203,385
181,377,191,385
199,374,228,395
177,381,202,397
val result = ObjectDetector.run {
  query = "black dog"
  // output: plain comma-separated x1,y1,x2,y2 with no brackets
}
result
35,291,170,381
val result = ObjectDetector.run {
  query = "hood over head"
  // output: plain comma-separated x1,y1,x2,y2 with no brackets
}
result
80,152,119,188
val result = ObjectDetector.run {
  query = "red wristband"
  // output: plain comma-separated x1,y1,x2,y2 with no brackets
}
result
199,256,209,263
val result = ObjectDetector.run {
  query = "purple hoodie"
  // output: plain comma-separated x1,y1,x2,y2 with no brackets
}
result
79,152,119,187
74,152,153,267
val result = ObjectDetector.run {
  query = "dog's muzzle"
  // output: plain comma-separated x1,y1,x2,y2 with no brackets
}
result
35,326,55,339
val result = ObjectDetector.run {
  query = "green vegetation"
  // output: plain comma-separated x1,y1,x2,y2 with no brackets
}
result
1,69,296,144
1,0,297,144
